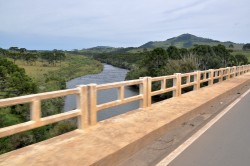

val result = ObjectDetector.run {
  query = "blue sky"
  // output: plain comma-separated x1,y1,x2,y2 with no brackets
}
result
0,0,249,50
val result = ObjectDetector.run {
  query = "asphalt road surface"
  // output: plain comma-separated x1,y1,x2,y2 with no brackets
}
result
168,90,250,166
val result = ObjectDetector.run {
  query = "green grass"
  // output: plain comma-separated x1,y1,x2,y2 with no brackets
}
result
61,53,103,81
15,60,63,81
13,54,103,89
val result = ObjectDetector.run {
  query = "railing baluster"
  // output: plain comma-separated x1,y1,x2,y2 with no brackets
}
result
118,86,125,101
209,69,214,85
147,77,152,107
88,84,97,126
194,71,200,90
77,85,88,129
187,74,190,83
227,67,231,79
174,73,181,96
140,77,148,108
161,78,166,90
31,99,41,122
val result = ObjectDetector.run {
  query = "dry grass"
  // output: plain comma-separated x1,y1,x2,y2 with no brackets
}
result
14,60,67,81
11,54,103,84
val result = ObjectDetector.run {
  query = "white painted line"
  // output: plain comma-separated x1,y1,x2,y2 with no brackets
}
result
156,88,250,166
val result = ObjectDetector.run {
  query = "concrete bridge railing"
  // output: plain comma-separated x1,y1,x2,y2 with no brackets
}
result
0,65,250,138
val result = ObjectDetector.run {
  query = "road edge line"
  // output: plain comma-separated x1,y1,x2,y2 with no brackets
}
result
156,88,250,166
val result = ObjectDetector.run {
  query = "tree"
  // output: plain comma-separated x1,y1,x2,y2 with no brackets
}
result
235,54,248,65
191,45,216,70
0,57,37,98
179,48,189,57
212,44,230,67
142,48,168,76
229,44,234,49
9,47,19,52
40,51,54,65
0,48,8,58
23,53,38,65
8,52,19,64
228,54,237,66
40,50,66,66
19,48,27,53
167,46,181,60
53,50,66,66
242,43,250,51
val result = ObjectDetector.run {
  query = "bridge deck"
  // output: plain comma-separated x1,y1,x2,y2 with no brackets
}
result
0,73,250,166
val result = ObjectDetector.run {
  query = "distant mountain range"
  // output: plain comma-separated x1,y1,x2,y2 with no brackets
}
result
82,34,244,53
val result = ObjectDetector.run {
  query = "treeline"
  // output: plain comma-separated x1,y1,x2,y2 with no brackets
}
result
89,44,248,80
243,43,250,51
0,47,66,66
73,47,141,69
93,53,143,69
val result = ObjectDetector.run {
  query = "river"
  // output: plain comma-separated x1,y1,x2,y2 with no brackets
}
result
64,64,139,121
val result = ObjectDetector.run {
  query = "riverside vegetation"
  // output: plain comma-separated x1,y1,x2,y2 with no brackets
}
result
72,36,250,99
0,48,103,154
77,34,250,77
85,44,249,79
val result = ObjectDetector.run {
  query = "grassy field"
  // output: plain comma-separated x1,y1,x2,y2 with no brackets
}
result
15,60,64,81
231,50,250,62
14,54,103,90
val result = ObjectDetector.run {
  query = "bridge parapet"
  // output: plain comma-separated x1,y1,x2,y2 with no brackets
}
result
0,64,250,138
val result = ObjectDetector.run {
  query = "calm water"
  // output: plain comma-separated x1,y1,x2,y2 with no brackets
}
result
64,64,139,121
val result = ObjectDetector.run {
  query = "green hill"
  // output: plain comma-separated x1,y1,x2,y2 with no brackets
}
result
77,34,245,55
139,33,243,50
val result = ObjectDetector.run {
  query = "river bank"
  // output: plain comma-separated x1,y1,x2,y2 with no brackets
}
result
65,64,139,121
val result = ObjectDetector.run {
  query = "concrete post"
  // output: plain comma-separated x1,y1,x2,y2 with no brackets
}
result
174,73,182,96
31,99,41,122
208,69,214,86
139,77,148,108
147,77,152,107
227,67,231,80
233,66,236,77
88,84,97,125
194,71,200,90
77,85,88,129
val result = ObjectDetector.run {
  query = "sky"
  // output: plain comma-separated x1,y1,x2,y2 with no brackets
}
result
0,0,249,50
